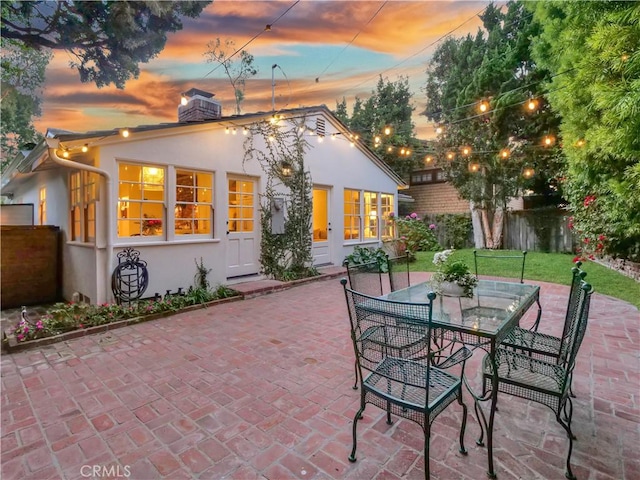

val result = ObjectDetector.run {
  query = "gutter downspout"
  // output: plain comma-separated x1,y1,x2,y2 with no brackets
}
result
46,138,114,304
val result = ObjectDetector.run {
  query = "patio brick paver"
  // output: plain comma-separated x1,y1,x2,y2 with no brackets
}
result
1,272,639,479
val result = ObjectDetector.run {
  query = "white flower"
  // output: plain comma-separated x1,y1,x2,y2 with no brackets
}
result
433,249,454,266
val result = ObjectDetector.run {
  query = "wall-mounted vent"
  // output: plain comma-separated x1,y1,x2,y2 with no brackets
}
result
316,118,326,137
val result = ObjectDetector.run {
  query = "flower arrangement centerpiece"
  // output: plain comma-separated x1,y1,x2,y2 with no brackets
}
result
142,218,162,236
432,249,478,297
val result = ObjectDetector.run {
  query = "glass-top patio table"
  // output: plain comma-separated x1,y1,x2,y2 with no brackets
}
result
382,279,541,478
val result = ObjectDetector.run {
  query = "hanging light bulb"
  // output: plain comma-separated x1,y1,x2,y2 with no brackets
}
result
469,162,480,173
576,139,585,147
387,146,393,152
81,144,89,153
120,128,130,138
225,127,230,134
405,149,411,156
543,135,554,146
180,95,188,106
500,149,510,159
424,155,433,164
243,127,248,135
62,150,70,159
446,152,455,161
317,135,324,143
435,125,444,135
384,126,392,135
462,146,471,156
478,100,489,113
523,167,535,178
331,133,337,141
374,136,381,144
400,148,406,155
527,98,538,111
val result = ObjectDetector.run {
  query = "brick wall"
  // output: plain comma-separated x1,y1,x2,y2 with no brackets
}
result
1,226,61,309
405,183,470,215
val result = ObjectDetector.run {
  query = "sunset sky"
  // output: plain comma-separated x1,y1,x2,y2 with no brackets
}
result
35,1,492,139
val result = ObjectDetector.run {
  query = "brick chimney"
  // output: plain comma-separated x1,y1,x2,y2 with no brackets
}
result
178,88,222,122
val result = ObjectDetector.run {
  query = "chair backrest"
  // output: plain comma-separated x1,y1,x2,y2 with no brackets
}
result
473,249,527,283
341,278,437,390
558,262,588,358
559,281,593,392
346,260,384,296
387,254,410,292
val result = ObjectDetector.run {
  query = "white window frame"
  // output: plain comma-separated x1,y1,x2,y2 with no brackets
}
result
344,188,395,243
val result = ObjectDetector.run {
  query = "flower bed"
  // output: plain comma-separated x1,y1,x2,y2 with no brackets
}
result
3,286,239,353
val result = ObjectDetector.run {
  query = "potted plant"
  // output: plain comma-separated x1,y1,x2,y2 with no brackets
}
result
432,249,478,297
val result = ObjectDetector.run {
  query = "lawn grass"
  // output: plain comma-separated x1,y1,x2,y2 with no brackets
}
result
411,249,640,309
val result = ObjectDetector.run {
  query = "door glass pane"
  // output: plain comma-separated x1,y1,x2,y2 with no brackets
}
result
313,189,328,241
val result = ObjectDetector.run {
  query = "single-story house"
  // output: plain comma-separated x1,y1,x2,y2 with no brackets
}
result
1,90,405,304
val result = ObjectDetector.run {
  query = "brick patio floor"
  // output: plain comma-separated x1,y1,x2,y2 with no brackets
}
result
1,273,638,479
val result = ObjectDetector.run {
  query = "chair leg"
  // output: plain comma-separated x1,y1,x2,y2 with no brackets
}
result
457,391,468,455
556,398,576,480
352,359,358,390
349,405,365,463
424,421,431,480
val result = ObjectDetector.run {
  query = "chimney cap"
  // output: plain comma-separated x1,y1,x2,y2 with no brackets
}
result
182,88,215,99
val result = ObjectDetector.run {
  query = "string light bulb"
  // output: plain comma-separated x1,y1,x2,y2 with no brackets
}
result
62,150,70,159
500,149,510,159
232,127,237,135
400,148,406,155
243,127,248,135
543,135,555,146
527,99,538,111
435,125,444,135
478,100,489,113
462,146,471,156
387,146,393,152
81,144,89,153
405,149,411,156
374,136,381,144
225,127,230,134
120,128,130,138
446,152,455,161
523,167,535,178
384,126,392,135
576,139,585,147
469,162,480,173
180,95,188,106
424,155,433,164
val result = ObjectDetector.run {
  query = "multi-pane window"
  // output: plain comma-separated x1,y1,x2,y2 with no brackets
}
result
364,191,378,239
39,187,46,225
83,172,97,241
176,169,213,235
118,163,165,237
69,172,98,242
228,179,254,233
410,168,445,185
344,188,395,242
380,193,394,239
343,189,361,240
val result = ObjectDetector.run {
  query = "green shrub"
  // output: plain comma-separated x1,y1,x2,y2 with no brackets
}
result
343,246,389,272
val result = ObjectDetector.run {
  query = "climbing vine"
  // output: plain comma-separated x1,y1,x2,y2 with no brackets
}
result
243,117,318,281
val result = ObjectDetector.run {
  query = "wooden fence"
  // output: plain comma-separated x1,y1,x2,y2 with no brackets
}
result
425,209,575,253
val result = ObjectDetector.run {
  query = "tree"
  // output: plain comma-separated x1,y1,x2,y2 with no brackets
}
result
334,76,422,179
203,38,258,116
1,1,211,89
528,1,640,261
423,1,565,248
1,38,51,170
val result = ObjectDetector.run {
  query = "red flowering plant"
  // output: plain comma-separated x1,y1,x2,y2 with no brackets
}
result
568,194,608,263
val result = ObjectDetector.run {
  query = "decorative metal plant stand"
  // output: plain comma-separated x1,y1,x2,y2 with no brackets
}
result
111,248,149,305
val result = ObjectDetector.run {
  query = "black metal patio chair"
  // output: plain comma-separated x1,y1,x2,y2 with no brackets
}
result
387,253,410,292
346,260,384,297
500,262,587,366
473,249,528,283
342,279,468,480
481,280,593,480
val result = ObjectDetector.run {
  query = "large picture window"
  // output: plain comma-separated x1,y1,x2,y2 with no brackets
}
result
175,169,213,235
118,163,165,237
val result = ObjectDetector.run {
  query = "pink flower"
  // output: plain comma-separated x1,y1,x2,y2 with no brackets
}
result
23,326,29,333
597,234,606,241
429,224,436,230
388,212,395,218
36,321,43,330
583,195,596,207
78,324,84,329
410,212,418,219
17,334,24,341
